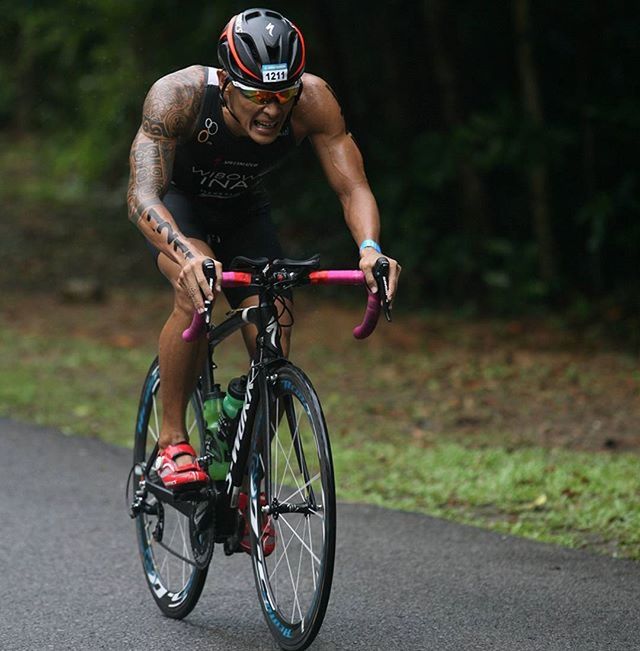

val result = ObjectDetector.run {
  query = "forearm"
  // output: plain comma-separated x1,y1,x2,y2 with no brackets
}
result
339,184,381,252
130,195,196,264
127,130,196,265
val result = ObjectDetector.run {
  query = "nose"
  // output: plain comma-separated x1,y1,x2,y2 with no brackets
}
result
260,100,282,116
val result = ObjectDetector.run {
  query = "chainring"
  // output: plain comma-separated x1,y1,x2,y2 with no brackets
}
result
189,498,215,569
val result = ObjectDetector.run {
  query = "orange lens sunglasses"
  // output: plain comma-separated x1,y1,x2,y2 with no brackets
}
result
232,81,299,105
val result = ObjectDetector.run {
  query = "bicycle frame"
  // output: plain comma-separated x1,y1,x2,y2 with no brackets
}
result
133,256,389,525
202,291,285,509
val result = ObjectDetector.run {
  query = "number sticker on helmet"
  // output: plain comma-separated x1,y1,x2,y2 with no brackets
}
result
262,63,288,83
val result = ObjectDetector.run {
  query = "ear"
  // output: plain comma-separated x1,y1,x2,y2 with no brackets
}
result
217,69,227,86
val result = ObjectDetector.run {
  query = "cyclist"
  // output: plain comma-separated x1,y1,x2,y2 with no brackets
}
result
127,8,401,496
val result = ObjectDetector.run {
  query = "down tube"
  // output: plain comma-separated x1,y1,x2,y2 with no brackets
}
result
225,364,268,508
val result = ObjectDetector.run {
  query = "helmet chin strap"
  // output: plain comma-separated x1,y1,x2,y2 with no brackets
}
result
219,78,243,126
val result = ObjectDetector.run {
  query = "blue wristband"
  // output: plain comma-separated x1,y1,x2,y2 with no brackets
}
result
359,239,381,254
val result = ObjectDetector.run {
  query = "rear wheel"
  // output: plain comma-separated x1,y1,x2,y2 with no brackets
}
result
249,365,336,650
132,358,209,619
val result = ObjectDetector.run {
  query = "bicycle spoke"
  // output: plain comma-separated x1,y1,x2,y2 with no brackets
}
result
275,428,303,499
250,367,334,647
278,520,305,623
134,360,208,619
150,399,160,443
306,514,317,591
280,472,321,505
268,514,307,578
277,515,322,566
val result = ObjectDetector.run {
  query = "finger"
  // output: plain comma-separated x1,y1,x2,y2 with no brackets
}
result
195,262,214,301
359,259,377,293
214,259,223,294
180,266,207,312
388,262,401,300
187,282,206,314
367,271,378,293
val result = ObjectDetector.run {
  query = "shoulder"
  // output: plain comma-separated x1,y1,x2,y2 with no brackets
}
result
142,66,207,139
148,65,207,97
292,73,346,139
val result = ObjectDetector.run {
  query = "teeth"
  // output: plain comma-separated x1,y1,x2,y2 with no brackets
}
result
255,120,276,128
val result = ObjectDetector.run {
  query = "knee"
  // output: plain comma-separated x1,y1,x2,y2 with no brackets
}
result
172,284,194,318
280,329,291,358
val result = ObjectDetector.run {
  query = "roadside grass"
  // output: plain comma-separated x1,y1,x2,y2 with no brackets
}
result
334,440,640,559
0,328,150,446
1,299,639,560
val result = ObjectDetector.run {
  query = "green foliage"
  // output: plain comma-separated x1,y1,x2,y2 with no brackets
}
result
2,317,638,559
334,440,640,559
0,1,638,314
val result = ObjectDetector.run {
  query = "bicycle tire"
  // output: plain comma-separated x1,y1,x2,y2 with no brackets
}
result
132,357,209,619
248,364,336,650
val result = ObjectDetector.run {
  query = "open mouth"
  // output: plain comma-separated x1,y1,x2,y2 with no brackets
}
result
253,118,278,132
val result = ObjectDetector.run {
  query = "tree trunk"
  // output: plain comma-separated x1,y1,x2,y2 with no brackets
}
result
423,0,491,239
513,0,557,284
15,21,36,133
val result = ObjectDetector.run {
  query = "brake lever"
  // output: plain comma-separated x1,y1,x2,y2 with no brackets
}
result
372,257,393,323
202,259,217,326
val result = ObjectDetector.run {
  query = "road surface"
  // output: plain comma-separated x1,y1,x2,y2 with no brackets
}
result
0,418,637,650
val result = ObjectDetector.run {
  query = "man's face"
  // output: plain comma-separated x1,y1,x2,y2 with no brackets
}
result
221,74,298,144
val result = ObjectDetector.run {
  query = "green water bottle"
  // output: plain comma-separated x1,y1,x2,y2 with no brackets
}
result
218,376,247,443
203,384,229,481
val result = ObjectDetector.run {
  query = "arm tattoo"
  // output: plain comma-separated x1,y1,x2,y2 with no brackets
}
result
127,136,175,223
127,67,205,227
144,207,194,260
141,67,204,140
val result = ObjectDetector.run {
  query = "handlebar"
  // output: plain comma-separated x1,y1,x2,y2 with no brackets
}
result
182,257,391,343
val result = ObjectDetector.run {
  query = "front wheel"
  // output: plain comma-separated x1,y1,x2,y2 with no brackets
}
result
249,364,336,650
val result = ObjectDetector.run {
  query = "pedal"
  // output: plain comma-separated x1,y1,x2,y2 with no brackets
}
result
129,498,143,519
223,533,240,556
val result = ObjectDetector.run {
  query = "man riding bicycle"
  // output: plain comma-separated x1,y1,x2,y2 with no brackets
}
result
127,8,401,500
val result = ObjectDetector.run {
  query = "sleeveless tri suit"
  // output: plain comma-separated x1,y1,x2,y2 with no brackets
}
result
150,66,300,307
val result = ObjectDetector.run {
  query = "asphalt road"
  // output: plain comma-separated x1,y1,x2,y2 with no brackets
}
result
0,418,638,650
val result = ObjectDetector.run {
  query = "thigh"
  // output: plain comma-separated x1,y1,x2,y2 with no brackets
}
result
237,295,294,359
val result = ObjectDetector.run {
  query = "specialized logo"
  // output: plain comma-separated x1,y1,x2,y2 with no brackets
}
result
225,160,259,168
197,118,219,144
266,22,275,37
266,314,279,348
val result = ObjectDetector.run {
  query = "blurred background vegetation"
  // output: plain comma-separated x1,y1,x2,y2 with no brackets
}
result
1,1,639,557
0,0,638,340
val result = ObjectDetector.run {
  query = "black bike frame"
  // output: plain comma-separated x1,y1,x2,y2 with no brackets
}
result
202,289,286,508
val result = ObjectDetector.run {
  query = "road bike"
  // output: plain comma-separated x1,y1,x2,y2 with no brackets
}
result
128,254,391,650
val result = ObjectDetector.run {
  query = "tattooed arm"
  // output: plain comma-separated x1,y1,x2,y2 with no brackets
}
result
127,66,221,303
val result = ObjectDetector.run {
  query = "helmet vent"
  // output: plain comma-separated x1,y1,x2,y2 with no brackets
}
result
266,44,280,63
239,34,261,62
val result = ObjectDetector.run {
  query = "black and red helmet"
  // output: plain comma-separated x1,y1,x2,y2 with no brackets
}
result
217,8,306,91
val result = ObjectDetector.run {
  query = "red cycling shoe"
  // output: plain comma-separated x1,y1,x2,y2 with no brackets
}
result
153,442,208,490
238,491,276,556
